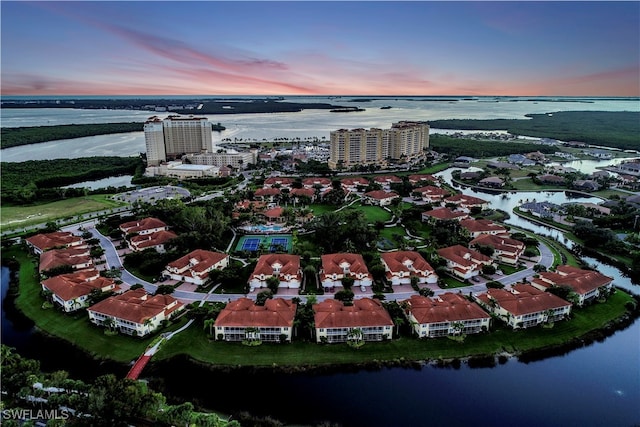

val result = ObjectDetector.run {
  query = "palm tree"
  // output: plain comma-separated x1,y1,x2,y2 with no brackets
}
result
346,328,365,349
203,318,215,336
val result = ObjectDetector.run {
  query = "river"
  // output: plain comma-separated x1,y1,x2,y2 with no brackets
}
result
1,99,639,426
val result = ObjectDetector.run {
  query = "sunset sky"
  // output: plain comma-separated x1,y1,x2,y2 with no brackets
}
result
2,1,639,96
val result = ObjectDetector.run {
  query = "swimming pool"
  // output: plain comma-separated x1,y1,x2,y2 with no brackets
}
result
240,224,287,233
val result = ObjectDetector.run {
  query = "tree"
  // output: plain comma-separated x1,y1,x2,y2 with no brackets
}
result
203,318,215,336
482,264,496,275
256,290,273,306
266,276,280,294
346,328,365,349
155,285,175,295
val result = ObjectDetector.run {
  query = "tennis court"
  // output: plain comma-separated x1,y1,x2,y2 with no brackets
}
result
235,234,292,253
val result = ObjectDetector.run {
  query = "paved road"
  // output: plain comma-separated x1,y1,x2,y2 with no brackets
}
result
76,222,558,305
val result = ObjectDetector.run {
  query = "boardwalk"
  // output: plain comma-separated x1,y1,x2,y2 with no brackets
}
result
126,354,152,380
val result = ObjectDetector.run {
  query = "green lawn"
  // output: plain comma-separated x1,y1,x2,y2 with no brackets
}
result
1,195,125,232
155,290,636,366
308,204,338,216
3,246,185,363
344,203,392,223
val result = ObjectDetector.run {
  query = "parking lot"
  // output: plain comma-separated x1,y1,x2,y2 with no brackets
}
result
114,185,191,204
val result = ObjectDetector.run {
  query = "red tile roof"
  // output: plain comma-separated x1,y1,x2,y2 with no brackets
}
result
26,232,84,252
215,297,296,327
482,284,571,315
264,177,295,186
404,293,490,324
42,269,116,302
321,253,371,279
341,177,369,187
537,265,613,296
130,230,178,250
88,288,183,324
39,247,92,272
119,217,167,234
263,207,284,218
461,219,508,234
380,251,435,276
423,208,468,221
413,185,449,197
302,177,331,187
251,254,301,279
373,175,402,184
437,245,492,267
445,194,488,207
314,298,394,328
254,187,281,197
364,190,399,200
408,174,437,184
291,188,315,198
167,249,228,274
470,234,525,254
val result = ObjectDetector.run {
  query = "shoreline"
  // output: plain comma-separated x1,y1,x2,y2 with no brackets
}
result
5,252,638,375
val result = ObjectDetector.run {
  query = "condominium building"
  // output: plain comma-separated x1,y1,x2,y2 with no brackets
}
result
328,121,429,169
144,115,213,166
185,150,257,170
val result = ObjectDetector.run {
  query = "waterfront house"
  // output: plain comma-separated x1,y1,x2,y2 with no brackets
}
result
248,254,302,291
87,288,184,337
402,293,491,338
572,180,601,192
444,194,489,211
537,174,565,185
519,201,562,219
460,219,508,238
41,269,119,313
363,190,400,206
436,245,493,280
474,284,572,329
508,154,536,166
26,231,85,255
412,185,450,203
214,297,297,343
408,174,438,186
164,249,229,286
39,247,93,274
128,230,178,253
119,217,168,236
380,251,438,285
469,234,526,266
320,253,373,290
478,176,505,188
313,298,394,343
421,207,469,223
531,265,614,306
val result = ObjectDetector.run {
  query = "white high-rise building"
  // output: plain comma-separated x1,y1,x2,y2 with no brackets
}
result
144,115,213,166
328,121,428,170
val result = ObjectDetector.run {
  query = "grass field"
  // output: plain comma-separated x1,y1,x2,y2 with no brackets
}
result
1,195,125,232
343,202,392,223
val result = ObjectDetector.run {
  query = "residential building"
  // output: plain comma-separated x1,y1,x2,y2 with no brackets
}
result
537,174,565,185
264,177,295,189
373,175,402,188
421,207,468,223
119,217,168,236
25,231,85,255
320,253,373,289
144,161,221,179
572,180,601,192
87,288,184,337
437,245,493,280
39,247,93,273
128,230,178,253
214,298,297,343
164,249,229,286
518,201,562,219
144,115,214,166
444,194,489,211
412,185,449,203
248,254,302,291
302,177,332,189
408,174,438,186
340,177,369,192
403,293,491,338
474,284,572,329
313,298,394,343
186,150,257,170
380,251,438,285
469,234,526,265
328,121,428,169
478,176,505,188
41,269,119,313
363,190,400,206
460,219,508,238
254,187,281,202
531,265,614,306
